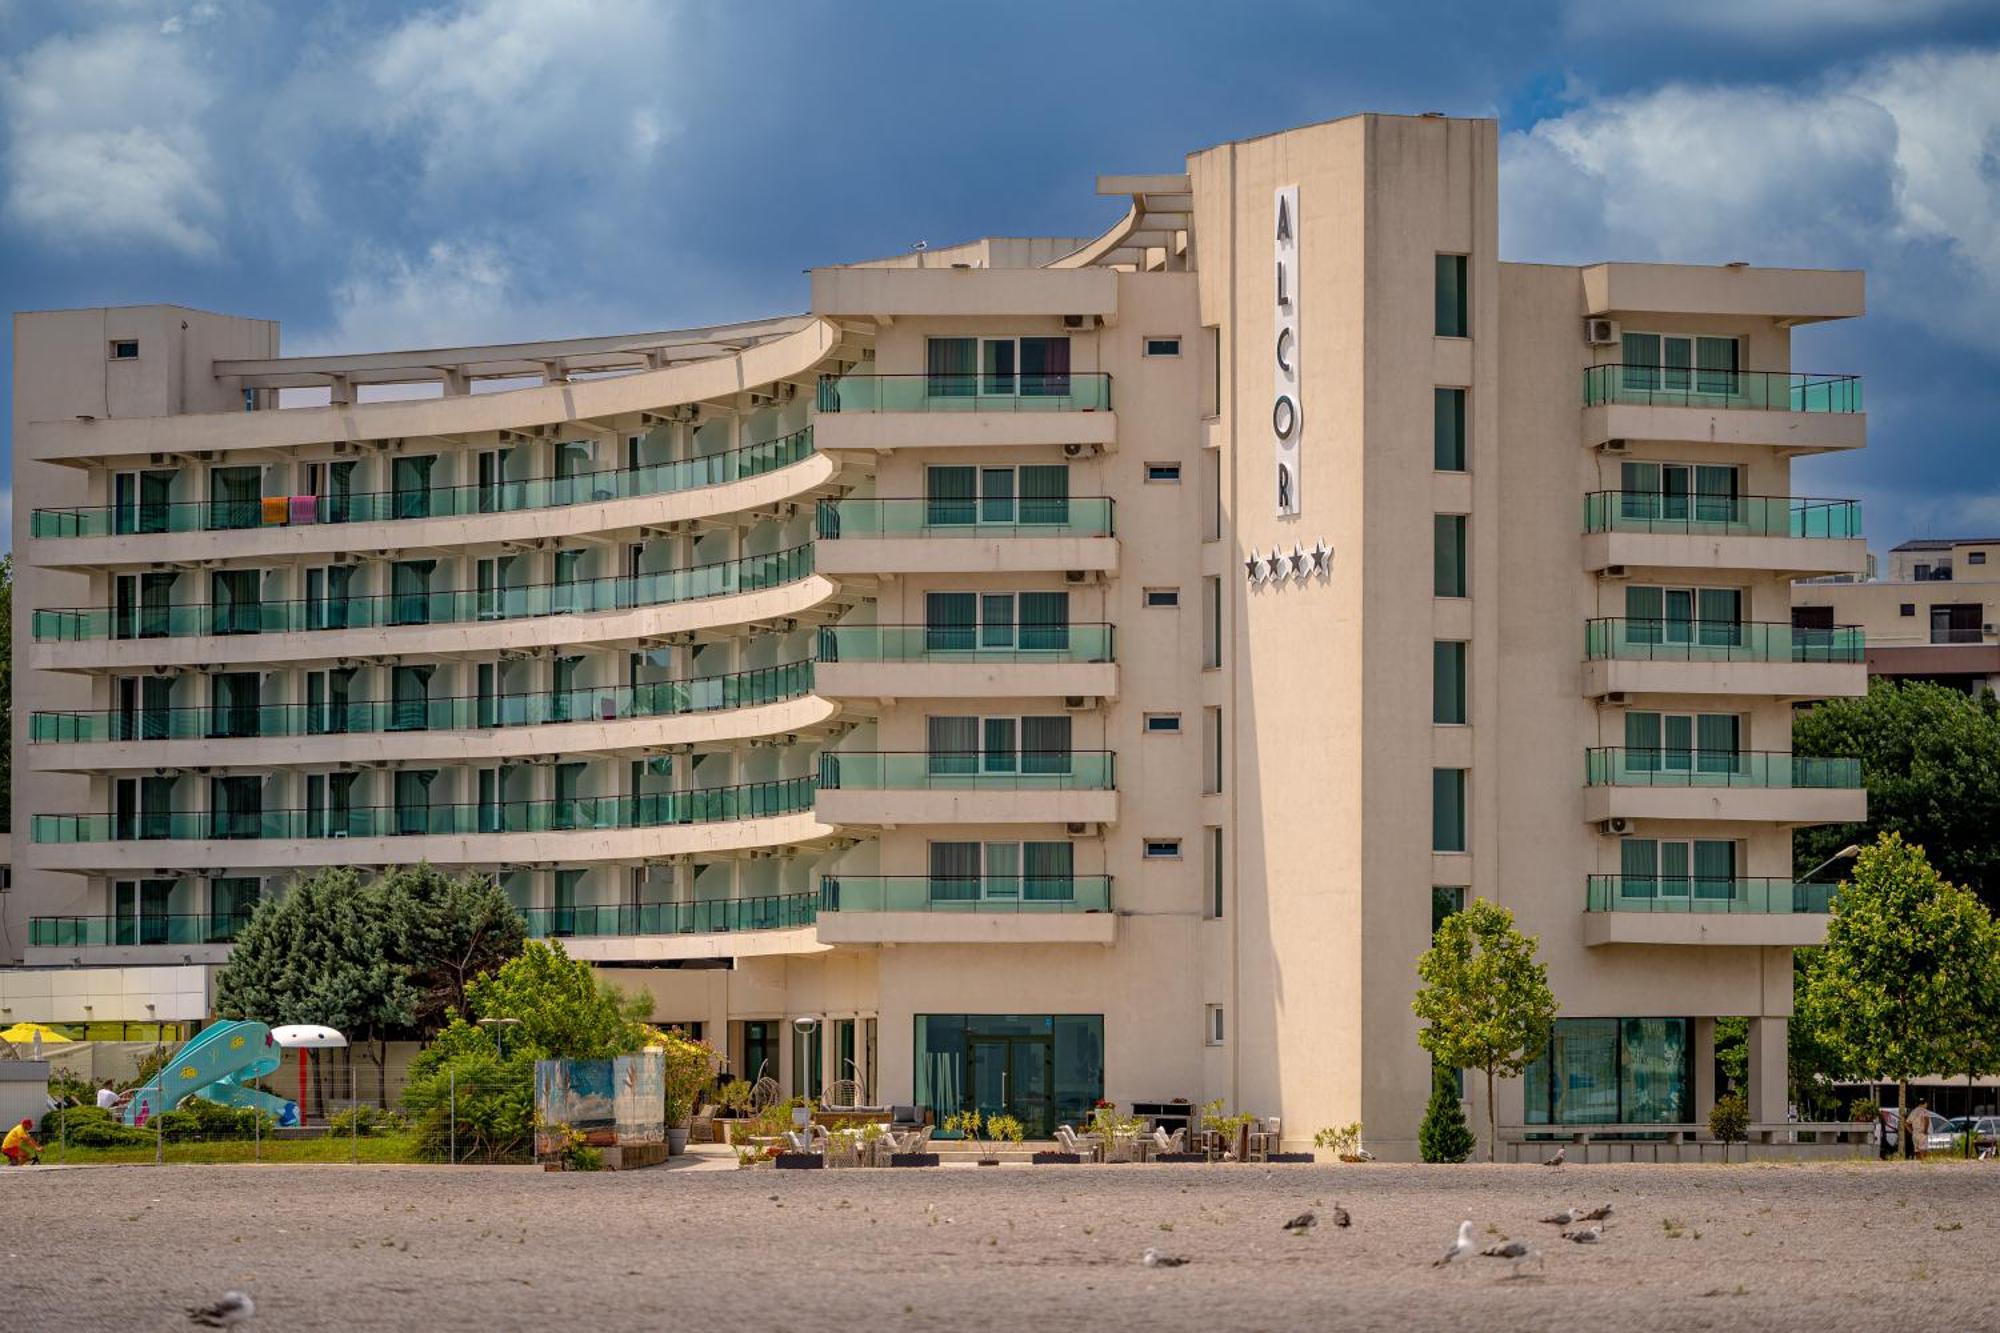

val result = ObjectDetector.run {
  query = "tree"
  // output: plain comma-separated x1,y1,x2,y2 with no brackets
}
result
1794,680,2000,912
1713,1016,1748,1093
1412,898,1558,1162
382,863,527,1033
1417,1064,1476,1163
1797,833,1998,1156
463,939,651,1061
215,867,415,1107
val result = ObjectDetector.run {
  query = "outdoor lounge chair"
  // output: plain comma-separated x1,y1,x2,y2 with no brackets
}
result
1055,1125,1100,1159
1150,1126,1188,1155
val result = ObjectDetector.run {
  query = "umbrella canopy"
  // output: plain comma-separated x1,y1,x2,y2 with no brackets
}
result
0,1022,73,1046
270,1024,348,1049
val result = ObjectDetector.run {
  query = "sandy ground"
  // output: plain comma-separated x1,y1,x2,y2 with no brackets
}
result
3,1156,1996,1332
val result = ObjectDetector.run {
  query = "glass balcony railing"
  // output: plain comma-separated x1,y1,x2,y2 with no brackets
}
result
1583,365,1861,413
1586,876,1835,915
29,912,256,947
29,661,815,744
1584,748,1860,789
817,875,1113,913
30,778,817,844
815,497,1114,540
815,372,1112,413
817,751,1115,791
523,893,817,939
1584,619,1863,665
28,428,814,539
32,544,814,643
815,623,1114,663
1583,492,1861,539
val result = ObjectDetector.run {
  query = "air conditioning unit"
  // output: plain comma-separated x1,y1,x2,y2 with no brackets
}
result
1063,695,1094,711
1585,318,1620,346
1066,821,1096,836
1601,565,1629,580
1065,570,1089,584
1985,624,1997,636
149,453,168,466
1597,818,1633,837
1604,691,1627,705
1063,441,1100,458
1599,438,1628,453
1063,314,1100,330
331,440,351,454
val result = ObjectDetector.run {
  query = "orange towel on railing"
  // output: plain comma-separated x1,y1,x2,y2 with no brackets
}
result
289,494,317,525
261,495,289,525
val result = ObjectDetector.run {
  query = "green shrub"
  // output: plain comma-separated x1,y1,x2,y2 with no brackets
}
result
1418,1067,1476,1163
401,1029,536,1162
327,1104,401,1137
40,1105,152,1148
1708,1092,1750,1144
1848,1097,1881,1124
154,1097,273,1142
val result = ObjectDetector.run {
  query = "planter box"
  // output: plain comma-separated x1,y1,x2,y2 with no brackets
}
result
774,1153,825,1170
1265,1152,1315,1164
1032,1151,1083,1165
1152,1152,1208,1163
889,1152,940,1168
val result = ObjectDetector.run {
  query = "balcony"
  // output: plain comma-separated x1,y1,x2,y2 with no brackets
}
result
1582,492,1867,577
1583,748,1866,825
1581,366,1864,454
1582,619,1866,699
28,662,823,767
1582,875,1833,947
29,428,815,541
521,893,824,962
812,372,1117,453
813,750,1118,827
815,875,1116,945
814,499,1117,577
814,624,1116,700
32,544,816,646
31,912,254,948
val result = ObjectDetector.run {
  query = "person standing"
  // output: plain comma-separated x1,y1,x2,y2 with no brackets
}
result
95,1080,119,1111
1911,1101,1933,1159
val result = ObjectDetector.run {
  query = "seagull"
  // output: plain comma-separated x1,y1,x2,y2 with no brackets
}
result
1330,1203,1351,1228
1542,1146,1567,1168
1480,1239,1542,1275
186,1292,254,1327
1540,1206,1584,1226
1562,1225,1603,1244
1282,1211,1317,1233
1582,1202,1615,1221
1433,1220,1477,1267
1142,1247,1190,1268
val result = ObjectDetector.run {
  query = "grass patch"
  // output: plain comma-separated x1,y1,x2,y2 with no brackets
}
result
49,1132,430,1167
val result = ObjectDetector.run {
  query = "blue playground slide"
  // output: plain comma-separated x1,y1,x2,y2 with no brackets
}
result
121,1019,299,1129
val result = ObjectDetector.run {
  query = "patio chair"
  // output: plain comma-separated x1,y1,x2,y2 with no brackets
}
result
784,1124,829,1155
1054,1125,1098,1159
820,1078,864,1111
1150,1125,1188,1155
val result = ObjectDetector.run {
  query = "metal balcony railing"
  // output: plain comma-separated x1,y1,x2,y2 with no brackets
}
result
1583,365,1861,413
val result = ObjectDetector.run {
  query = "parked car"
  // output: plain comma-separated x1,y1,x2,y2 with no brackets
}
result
1944,1116,2000,1150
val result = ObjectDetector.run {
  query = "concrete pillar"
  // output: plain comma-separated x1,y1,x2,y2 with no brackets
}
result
1748,1016,1788,1127
1693,1016,1718,1121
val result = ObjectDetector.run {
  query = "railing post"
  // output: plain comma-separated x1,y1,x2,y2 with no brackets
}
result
449,1069,458,1165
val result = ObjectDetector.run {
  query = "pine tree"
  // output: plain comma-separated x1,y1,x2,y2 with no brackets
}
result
1418,1063,1476,1163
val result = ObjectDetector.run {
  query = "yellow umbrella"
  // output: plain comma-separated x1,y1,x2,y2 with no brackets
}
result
0,1021,74,1046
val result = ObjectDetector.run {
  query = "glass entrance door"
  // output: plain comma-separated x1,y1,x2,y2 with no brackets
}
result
966,1034,1054,1136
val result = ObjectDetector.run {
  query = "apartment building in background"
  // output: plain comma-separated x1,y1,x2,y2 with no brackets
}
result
1796,538,2000,694
5,114,1869,1156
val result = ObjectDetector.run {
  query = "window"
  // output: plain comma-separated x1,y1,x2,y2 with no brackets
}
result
1432,886,1466,935
1204,706,1223,794
925,335,1071,397
1622,585,1744,647
1930,604,1983,645
1623,711,1742,772
1202,575,1223,668
1618,837,1738,899
928,840,1075,901
1145,336,1182,358
1144,839,1182,859
1433,641,1467,724
1972,552,1989,566
923,590,1069,651
926,714,1071,773
1434,255,1468,337
1524,1018,1691,1126
1434,388,1466,471
1619,332,1740,395
1144,587,1181,608
1432,769,1467,852
1617,461,1741,524
1145,462,1182,482
1434,516,1467,597
1205,827,1224,919
109,340,139,360
1202,450,1222,541
925,464,1070,526
1144,713,1182,735
1900,603,1916,617
1205,1005,1226,1046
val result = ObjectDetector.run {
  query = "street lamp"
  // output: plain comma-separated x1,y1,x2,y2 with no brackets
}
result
1801,844,1862,883
478,1017,522,1061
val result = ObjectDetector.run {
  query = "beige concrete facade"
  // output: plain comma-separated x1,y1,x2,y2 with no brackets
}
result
1796,538,2000,692
8,114,1867,1155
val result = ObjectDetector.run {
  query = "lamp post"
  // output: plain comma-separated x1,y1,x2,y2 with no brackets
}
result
478,1017,522,1062
1801,844,1862,884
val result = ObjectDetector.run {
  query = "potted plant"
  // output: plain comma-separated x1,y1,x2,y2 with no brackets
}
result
945,1109,995,1164
1197,1098,1258,1162
985,1113,1025,1163
712,1078,754,1142
652,1028,719,1157
1311,1121,1367,1164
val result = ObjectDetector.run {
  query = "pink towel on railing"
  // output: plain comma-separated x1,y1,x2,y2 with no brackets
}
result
289,494,317,525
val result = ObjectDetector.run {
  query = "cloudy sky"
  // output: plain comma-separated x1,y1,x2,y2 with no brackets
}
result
4,0,1999,553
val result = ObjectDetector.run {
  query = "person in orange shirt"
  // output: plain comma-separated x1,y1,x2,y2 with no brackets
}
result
2,1118,42,1165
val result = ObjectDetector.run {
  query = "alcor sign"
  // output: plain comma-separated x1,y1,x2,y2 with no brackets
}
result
1273,184,1301,517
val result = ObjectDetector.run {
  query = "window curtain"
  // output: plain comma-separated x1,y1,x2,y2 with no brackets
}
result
140,676,173,741
1696,713,1740,775
551,655,582,723
1019,464,1070,526
391,665,434,732
1624,585,1664,646
1619,461,1660,521
324,460,357,524
554,761,586,830
926,592,976,652
980,338,1016,396
329,772,359,834
1625,712,1662,773
1697,588,1742,648
209,569,261,636
324,564,356,629
209,466,262,530
210,775,261,840
1023,840,1074,901
1694,336,1740,397
391,560,436,626
1620,838,1658,898
392,455,435,519
1620,332,1659,392
1021,714,1072,776
1693,839,1736,901
1019,336,1071,396
209,672,261,739
1019,591,1069,652
928,842,982,902
979,594,1015,649
926,337,976,398
927,716,979,776
139,469,176,534
395,769,436,836
209,878,260,941
926,465,976,526
982,717,1019,773
1694,464,1740,525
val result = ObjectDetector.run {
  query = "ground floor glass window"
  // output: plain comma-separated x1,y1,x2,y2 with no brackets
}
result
1523,1017,1691,1126
915,1013,1103,1138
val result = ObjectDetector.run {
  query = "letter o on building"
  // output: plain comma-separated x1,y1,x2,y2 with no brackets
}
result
1272,394,1298,440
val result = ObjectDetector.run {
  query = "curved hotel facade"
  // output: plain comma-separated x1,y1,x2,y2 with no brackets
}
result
7,114,1869,1154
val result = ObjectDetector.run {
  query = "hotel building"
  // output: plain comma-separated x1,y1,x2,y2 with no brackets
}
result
6,114,1869,1155
1795,538,2000,694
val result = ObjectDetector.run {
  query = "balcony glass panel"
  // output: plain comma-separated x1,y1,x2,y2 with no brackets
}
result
1583,748,1860,789
815,751,1114,791
523,893,817,939
30,911,254,947
817,876,1112,913
1583,365,1861,413
815,498,1113,540
814,623,1112,664
1583,492,1862,539
1585,875,1833,913
1584,619,1863,664
814,372,1111,414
